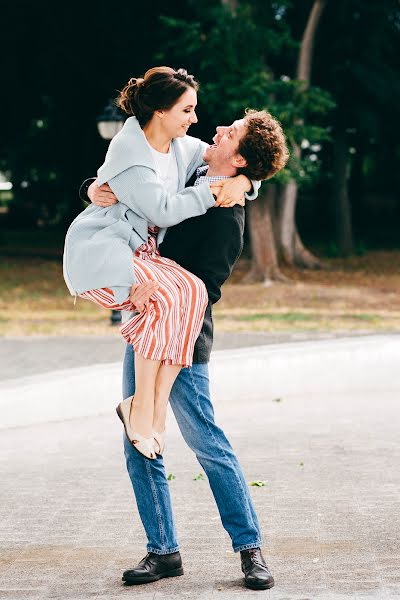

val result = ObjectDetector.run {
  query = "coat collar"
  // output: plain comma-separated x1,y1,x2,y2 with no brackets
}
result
97,116,186,189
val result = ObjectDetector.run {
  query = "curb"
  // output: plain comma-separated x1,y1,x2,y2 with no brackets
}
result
1,335,399,430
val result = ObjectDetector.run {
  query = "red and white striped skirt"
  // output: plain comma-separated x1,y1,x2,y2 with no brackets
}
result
79,228,208,367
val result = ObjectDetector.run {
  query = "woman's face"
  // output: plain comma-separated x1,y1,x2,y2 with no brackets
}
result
158,88,198,138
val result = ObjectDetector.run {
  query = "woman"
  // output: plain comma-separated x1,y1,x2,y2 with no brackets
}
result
63,67,254,460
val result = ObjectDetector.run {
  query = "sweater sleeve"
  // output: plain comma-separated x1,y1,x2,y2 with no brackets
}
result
245,179,261,201
107,166,215,228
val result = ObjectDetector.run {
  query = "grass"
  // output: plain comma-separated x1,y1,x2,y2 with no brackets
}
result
1,250,400,337
227,312,315,322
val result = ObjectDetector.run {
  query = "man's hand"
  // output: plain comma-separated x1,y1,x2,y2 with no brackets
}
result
88,180,118,207
130,281,159,312
211,174,250,208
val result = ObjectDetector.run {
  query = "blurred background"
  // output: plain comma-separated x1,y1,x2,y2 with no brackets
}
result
1,0,399,338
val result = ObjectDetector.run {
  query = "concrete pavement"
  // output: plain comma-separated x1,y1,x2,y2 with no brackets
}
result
0,335,399,599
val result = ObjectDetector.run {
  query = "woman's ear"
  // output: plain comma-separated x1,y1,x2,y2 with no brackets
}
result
155,110,164,119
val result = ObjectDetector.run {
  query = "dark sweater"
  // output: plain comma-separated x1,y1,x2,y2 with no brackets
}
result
160,173,244,362
79,175,245,363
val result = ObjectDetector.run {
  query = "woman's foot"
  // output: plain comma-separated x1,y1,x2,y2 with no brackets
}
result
116,397,156,459
153,429,166,455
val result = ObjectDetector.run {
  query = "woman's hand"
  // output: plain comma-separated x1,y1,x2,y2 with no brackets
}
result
88,180,118,207
211,174,251,208
130,281,159,312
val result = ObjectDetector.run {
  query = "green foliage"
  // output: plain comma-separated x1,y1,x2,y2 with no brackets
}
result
158,2,335,186
1,0,397,241
236,312,314,322
313,0,400,195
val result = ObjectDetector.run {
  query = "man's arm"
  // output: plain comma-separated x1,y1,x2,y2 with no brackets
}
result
79,178,96,203
79,178,118,207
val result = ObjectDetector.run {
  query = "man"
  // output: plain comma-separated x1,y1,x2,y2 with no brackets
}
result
81,110,289,590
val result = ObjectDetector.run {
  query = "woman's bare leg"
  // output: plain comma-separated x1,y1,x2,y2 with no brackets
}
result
153,364,182,433
130,354,162,438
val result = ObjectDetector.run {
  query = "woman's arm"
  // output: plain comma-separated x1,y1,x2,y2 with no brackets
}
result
212,175,255,207
84,174,258,210
107,165,216,228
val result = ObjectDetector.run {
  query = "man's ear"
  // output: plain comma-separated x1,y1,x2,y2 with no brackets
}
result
232,154,247,169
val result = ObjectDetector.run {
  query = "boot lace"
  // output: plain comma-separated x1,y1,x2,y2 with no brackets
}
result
248,549,265,567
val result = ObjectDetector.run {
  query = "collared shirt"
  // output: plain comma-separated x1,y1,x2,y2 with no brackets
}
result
194,165,231,187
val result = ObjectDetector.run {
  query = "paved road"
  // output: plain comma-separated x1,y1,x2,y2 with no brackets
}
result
1,383,399,599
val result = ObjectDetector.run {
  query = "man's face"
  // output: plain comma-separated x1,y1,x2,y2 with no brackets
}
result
203,119,247,167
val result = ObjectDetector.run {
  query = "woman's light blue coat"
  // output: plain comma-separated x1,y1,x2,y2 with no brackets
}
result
63,116,260,304
63,117,215,303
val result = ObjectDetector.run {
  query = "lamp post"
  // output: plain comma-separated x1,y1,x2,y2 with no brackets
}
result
96,100,125,140
96,100,125,326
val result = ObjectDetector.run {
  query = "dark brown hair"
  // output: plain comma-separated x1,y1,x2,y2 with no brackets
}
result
238,109,289,180
116,66,199,127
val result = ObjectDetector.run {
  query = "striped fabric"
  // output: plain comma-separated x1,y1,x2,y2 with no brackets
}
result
79,228,208,367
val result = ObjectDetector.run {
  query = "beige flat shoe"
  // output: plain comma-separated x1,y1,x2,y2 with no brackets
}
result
153,429,166,455
116,397,156,460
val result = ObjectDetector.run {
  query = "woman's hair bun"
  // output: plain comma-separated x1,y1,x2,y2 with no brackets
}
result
116,78,145,115
116,66,199,126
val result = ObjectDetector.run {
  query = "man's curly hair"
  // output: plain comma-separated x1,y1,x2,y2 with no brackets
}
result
238,109,289,180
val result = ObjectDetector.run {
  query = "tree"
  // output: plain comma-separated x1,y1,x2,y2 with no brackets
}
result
276,0,328,270
0,0,193,227
313,0,400,254
158,0,334,283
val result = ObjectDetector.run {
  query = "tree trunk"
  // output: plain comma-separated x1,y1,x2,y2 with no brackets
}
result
332,128,354,255
298,0,327,81
277,0,327,269
278,179,297,265
243,184,289,284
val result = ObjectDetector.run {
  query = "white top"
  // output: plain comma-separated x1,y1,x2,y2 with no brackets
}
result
146,140,179,195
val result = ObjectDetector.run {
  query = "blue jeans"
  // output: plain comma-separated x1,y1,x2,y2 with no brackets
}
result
122,343,262,555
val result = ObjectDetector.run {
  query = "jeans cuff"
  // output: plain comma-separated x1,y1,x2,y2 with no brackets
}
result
147,545,180,555
233,540,262,553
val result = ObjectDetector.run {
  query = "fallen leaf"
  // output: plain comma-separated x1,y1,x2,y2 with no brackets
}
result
167,473,176,481
193,473,205,481
248,480,267,487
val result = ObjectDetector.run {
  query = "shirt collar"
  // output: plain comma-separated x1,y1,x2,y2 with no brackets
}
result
196,165,209,178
